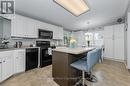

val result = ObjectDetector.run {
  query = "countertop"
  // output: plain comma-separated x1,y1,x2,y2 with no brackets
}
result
0,46,40,52
52,47,95,55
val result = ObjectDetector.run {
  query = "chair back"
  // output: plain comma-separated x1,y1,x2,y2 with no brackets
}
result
86,49,99,71
96,48,102,60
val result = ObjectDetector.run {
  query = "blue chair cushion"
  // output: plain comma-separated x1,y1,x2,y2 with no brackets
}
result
70,59,88,72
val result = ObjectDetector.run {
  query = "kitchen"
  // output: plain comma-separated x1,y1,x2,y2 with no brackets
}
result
0,0,130,86
0,14,64,82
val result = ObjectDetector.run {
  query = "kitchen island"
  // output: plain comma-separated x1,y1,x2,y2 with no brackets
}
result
52,47,94,86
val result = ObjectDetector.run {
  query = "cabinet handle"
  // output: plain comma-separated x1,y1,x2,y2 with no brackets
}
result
3,61,5,62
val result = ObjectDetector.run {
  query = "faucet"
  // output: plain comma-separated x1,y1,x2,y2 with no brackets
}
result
0,38,10,49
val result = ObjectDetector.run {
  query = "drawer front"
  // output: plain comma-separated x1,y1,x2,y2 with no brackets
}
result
0,51,13,59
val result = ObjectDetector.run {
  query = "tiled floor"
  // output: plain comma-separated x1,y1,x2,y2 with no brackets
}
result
1,59,130,86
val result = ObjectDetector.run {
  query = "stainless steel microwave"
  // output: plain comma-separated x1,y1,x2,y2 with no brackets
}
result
38,29,53,39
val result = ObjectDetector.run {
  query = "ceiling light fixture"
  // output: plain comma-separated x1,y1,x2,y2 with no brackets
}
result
54,0,90,16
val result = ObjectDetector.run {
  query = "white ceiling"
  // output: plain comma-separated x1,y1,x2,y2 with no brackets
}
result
15,0,130,30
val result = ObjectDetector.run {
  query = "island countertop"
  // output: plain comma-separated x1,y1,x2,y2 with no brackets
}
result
52,47,95,86
52,47,95,55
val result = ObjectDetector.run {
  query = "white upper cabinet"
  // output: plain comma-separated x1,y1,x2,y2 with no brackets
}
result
11,15,24,37
53,27,64,40
22,17,38,38
35,19,64,40
11,15,38,38
11,14,63,39
58,27,64,40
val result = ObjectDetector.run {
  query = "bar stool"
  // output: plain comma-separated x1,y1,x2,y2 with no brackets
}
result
71,49,100,86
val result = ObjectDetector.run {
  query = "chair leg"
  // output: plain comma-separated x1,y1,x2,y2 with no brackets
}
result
81,71,87,86
74,71,87,86
82,71,85,85
85,72,97,83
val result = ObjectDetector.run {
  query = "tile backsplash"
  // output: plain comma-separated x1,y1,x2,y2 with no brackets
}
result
8,38,63,48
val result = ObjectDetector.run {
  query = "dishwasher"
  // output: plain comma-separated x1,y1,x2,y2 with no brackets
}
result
26,48,39,71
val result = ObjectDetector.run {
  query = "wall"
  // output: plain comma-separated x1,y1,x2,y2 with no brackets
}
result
3,19,11,39
0,19,3,39
126,4,130,68
73,31,86,47
127,3,130,12
124,22,127,65
88,30,104,47
8,38,63,48
63,30,71,46
127,12,130,69
0,18,11,44
72,29,104,47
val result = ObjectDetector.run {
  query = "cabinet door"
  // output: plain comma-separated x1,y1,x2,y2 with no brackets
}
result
11,18,18,37
11,14,38,38
27,19,38,38
11,15,24,37
2,56,13,81
53,27,63,40
104,39,114,58
36,21,43,29
53,28,58,39
14,50,25,74
104,26,113,39
104,26,114,58
113,24,125,60
19,16,38,38
3,19,11,38
58,28,64,40
0,59,2,82
11,18,17,37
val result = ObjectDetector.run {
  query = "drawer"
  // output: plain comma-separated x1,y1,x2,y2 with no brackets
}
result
0,51,13,59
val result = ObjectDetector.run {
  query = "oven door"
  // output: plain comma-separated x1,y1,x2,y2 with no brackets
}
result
38,29,53,39
40,48,52,67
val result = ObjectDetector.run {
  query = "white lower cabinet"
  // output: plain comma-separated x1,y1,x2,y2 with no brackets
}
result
14,49,25,74
2,56,13,81
0,49,26,83
0,51,14,82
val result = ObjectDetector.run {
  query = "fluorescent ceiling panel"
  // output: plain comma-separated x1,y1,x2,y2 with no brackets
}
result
54,0,90,16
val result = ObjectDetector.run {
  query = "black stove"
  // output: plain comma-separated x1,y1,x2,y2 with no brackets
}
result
36,41,52,67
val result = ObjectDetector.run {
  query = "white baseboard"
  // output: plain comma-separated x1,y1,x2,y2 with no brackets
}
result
104,57,130,69
125,64,129,69
104,57,124,63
